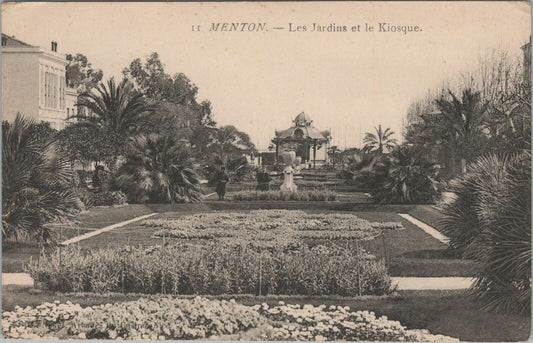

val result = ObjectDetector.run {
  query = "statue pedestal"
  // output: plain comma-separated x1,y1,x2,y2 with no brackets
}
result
280,166,297,192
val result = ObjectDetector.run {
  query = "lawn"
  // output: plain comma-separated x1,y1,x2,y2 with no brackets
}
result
2,285,529,342
407,205,448,234
3,204,471,277
355,212,472,277
70,209,472,277
2,204,156,273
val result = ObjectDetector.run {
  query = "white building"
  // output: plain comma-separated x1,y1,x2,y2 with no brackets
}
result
2,34,77,129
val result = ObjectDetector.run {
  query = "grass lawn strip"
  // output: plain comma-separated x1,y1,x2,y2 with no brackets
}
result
3,208,472,277
2,204,157,273
406,205,447,234
398,213,450,244
61,213,157,245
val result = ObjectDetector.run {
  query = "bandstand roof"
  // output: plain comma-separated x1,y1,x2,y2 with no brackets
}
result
274,112,331,141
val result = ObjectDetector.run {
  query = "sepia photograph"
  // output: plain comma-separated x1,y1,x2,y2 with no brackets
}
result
1,1,531,341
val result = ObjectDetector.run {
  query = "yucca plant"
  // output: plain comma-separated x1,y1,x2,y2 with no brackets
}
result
116,134,202,203
2,115,81,244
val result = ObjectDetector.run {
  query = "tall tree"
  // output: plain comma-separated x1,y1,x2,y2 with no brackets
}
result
65,53,103,91
205,125,256,183
434,89,488,174
75,77,156,136
122,53,216,158
209,125,256,163
363,124,398,154
123,54,215,122
56,124,125,168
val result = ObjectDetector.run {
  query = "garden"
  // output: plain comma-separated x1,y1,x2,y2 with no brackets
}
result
3,296,460,341
2,47,532,342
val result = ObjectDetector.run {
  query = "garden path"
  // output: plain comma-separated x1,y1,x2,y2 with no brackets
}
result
391,277,473,290
1,273,474,290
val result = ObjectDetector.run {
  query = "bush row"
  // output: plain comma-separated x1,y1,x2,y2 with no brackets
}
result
74,189,127,208
27,243,393,296
231,190,337,201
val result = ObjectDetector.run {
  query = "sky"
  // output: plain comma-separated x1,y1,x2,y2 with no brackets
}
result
2,2,530,150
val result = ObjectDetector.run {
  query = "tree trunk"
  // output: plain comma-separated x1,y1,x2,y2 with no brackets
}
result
448,140,457,177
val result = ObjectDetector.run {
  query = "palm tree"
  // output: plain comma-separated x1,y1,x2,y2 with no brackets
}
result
434,88,488,174
209,125,255,164
439,151,531,313
2,114,81,244
116,134,202,203
375,146,440,204
76,77,155,135
363,125,397,154
206,125,256,183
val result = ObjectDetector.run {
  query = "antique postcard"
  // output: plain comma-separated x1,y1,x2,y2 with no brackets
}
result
1,1,531,341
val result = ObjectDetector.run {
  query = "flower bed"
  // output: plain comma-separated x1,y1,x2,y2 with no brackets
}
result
145,210,403,243
27,243,392,296
2,297,458,341
2,297,262,340
255,302,458,342
231,190,338,201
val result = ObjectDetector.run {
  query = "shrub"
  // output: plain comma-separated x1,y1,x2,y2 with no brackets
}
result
232,190,337,201
372,146,441,204
370,222,404,230
87,191,127,207
75,170,93,188
439,154,510,255
468,152,531,314
27,243,393,296
2,115,82,244
116,134,202,203
439,152,531,314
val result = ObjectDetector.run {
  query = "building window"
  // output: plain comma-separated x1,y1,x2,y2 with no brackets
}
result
44,72,49,108
1,36,7,46
40,70,45,106
59,76,65,110
53,74,57,108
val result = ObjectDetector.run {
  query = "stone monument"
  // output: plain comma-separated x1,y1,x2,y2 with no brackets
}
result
280,150,298,192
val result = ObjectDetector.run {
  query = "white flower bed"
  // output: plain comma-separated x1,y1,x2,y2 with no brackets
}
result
255,302,458,342
2,297,457,341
